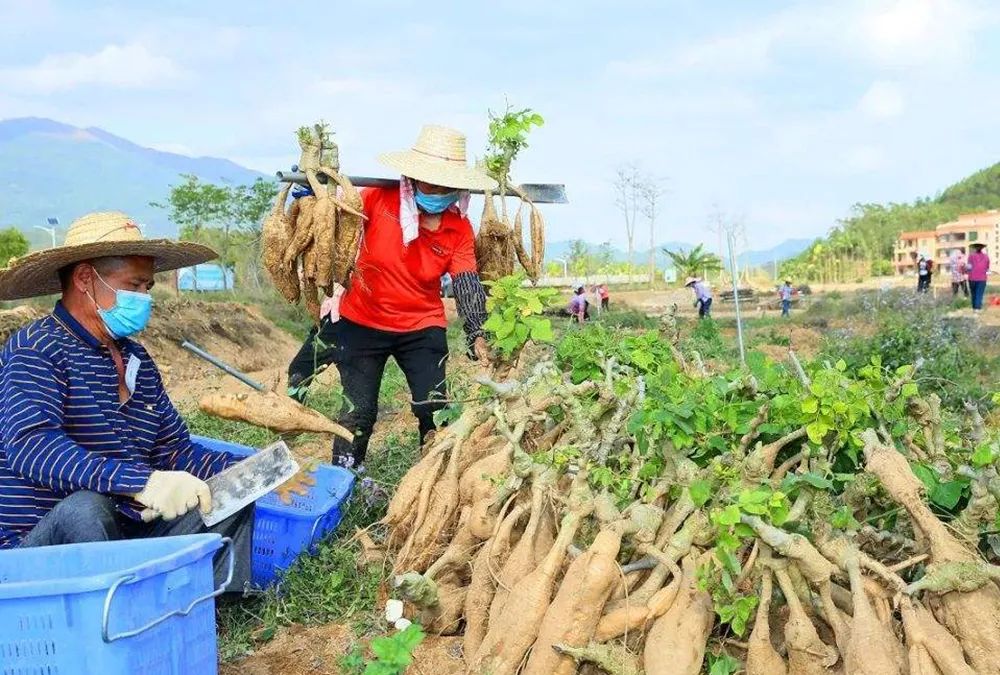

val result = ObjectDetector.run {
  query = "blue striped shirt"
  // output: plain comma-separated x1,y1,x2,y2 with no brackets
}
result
0,302,234,548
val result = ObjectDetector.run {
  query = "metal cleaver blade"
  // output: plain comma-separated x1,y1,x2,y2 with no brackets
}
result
201,441,299,527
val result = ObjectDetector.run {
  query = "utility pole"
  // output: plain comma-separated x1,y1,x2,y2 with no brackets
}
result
727,228,746,366
553,257,568,278
35,226,56,248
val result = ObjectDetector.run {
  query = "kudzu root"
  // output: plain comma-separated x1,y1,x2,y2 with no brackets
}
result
844,555,904,675
905,561,1000,595
746,567,787,675
552,642,642,675
900,598,975,675
642,553,714,675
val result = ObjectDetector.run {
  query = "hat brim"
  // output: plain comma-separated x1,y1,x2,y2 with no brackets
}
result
0,239,217,300
378,151,499,191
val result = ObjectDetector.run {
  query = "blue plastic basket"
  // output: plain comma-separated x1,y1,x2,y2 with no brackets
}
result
0,533,228,675
192,435,355,587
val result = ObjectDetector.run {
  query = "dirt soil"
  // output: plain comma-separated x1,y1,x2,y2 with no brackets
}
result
219,623,464,675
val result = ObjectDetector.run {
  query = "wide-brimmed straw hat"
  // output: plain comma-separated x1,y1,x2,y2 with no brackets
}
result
0,211,217,300
378,125,499,191
684,276,699,287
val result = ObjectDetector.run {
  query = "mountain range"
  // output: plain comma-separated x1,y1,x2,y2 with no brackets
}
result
0,117,263,247
0,117,812,263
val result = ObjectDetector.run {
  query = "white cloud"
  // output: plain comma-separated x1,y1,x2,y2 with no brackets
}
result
609,0,993,80
0,44,182,92
859,0,978,67
843,145,888,174
858,81,905,119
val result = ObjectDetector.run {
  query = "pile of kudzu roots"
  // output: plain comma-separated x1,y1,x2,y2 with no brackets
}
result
377,317,1000,674
263,122,365,322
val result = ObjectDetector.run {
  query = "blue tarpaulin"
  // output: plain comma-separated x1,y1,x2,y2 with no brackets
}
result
177,264,234,291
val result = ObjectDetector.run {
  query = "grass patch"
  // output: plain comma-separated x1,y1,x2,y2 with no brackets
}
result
215,430,420,661
596,307,659,330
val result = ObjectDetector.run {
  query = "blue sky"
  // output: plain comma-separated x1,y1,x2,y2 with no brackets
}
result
1,0,999,252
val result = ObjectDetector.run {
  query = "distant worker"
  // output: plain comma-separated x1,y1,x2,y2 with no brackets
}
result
599,283,610,311
685,276,713,319
568,285,590,323
949,250,969,298
916,253,933,294
967,243,991,312
779,280,794,317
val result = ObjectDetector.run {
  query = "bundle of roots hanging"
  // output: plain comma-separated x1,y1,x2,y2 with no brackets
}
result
475,184,545,283
374,338,1000,674
263,122,366,322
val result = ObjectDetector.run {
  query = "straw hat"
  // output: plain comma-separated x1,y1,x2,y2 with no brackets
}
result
684,276,699,287
0,212,216,300
378,125,499,191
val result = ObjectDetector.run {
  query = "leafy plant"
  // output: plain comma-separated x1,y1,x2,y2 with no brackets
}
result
662,244,723,279
482,273,558,358
338,625,426,675
0,227,28,266
484,104,544,189
365,624,425,675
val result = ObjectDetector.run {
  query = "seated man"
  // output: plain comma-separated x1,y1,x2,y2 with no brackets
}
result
0,212,253,592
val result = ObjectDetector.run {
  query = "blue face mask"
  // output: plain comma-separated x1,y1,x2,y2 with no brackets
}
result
90,270,153,339
415,188,459,214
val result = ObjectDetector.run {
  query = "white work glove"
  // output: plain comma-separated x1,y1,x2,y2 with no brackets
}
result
319,284,345,321
134,471,212,522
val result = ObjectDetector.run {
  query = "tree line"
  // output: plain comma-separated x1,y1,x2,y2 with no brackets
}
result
781,160,1000,284
151,174,278,291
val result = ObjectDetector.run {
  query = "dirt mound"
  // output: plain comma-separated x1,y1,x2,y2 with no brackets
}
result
0,300,301,406
220,623,464,675
0,305,46,344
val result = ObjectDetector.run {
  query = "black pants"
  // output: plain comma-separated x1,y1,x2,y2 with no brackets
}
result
287,318,448,465
952,280,969,297
601,298,609,310
698,297,713,318
917,275,931,293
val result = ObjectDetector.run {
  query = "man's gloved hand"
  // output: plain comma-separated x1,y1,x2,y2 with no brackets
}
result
134,471,212,522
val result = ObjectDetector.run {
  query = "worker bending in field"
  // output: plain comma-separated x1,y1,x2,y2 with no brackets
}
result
286,125,493,470
568,285,590,323
685,276,713,318
0,213,253,591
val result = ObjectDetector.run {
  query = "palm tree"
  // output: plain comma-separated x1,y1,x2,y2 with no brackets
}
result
662,244,723,280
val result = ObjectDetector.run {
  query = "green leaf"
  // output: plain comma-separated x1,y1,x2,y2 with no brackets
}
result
395,624,425,652
689,479,712,507
801,397,819,414
716,504,741,526
971,443,997,468
930,481,965,510
836,359,847,372
708,652,741,675
529,320,554,342
901,382,919,398
911,464,938,493
799,472,834,490
805,421,829,445
831,505,859,531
